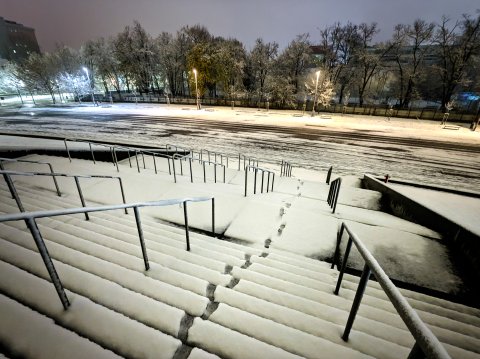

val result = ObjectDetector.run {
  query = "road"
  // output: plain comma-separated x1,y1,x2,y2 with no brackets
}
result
0,105,479,191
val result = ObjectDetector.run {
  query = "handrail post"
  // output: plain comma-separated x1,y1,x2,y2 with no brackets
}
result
113,147,119,172
133,207,149,270
261,171,265,193
47,163,61,197
244,167,248,197
326,166,333,184
271,173,275,192
214,164,217,183
167,157,171,175
172,158,177,183
211,198,215,236
331,223,345,269
179,156,183,175
74,176,89,220
127,150,132,168
2,172,25,212
342,263,371,341
141,152,146,169
280,160,284,176
334,236,352,295
254,168,257,194
152,154,157,174
189,158,193,183
223,165,226,183
110,147,115,166
332,178,342,213
203,162,206,183
25,217,70,310
266,172,270,193
238,153,241,171
183,201,191,251
89,143,96,164
64,139,72,162
135,150,140,173
118,178,128,214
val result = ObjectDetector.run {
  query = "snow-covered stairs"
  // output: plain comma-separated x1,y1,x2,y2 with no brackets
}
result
1,180,480,358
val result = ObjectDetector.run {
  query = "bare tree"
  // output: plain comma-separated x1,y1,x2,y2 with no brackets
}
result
435,13,480,109
247,38,278,104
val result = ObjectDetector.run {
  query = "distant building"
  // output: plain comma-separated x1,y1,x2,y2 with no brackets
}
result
0,17,40,62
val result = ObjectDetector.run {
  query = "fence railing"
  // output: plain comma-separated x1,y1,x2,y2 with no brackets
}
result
331,222,451,359
0,196,215,311
326,166,333,185
0,170,128,219
280,160,293,177
244,165,275,197
0,157,61,196
327,177,341,213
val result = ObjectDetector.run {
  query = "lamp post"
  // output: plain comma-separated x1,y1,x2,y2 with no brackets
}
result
311,70,320,117
83,67,95,106
193,68,200,110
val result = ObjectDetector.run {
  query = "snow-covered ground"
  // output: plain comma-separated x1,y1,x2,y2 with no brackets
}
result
0,103,478,191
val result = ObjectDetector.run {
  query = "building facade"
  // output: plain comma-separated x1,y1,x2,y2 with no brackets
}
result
0,17,40,62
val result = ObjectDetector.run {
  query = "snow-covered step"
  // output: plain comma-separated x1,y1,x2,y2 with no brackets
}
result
0,260,181,359
232,277,413,347
0,222,208,316
208,303,374,358
187,318,302,359
248,257,480,348
0,216,210,297
187,348,222,359
0,293,121,359
214,286,408,359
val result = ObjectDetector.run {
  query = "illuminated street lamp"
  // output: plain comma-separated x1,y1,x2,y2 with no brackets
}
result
83,67,95,106
193,68,200,110
311,70,320,117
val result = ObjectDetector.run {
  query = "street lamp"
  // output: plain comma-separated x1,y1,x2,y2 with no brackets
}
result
83,67,95,106
193,68,200,110
311,70,320,117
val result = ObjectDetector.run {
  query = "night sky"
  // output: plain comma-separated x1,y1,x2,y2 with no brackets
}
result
1,0,479,52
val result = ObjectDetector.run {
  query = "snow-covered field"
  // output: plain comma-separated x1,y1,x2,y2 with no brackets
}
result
0,103,479,192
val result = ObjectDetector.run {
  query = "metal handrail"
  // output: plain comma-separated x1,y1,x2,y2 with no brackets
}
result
280,160,293,177
331,222,451,359
0,170,128,218
326,166,333,184
327,177,341,213
0,196,215,311
171,154,193,183
0,157,61,196
244,165,275,197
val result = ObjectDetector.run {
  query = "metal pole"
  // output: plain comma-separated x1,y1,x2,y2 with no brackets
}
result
183,202,191,251
333,179,342,214
266,172,270,193
214,164,217,183
189,158,193,183
135,151,140,173
64,139,72,162
334,237,353,295
74,176,89,220
152,154,157,174
407,342,425,359
271,173,275,192
254,168,257,194
127,150,132,168
167,157,171,175
25,218,70,310
331,223,345,269
2,172,25,212
47,164,61,197
113,147,119,172
342,263,371,341
133,207,149,270
110,147,115,166
281,160,284,176
238,154,241,171
118,178,128,214
326,166,332,184
223,165,226,183
211,198,215,236
203,162,206,183
172,158,177,183
180,157,183,175
89,143,96,164
244,167,248,197
261,171,265,193
141,152,146,169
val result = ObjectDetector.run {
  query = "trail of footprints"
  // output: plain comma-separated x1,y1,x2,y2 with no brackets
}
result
264,179,304,249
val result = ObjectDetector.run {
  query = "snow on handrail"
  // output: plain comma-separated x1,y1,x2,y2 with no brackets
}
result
244,165,275,197
333,222,451,359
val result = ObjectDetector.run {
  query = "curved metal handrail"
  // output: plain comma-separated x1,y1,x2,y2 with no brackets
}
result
0,169,128,218
0,157,61,196
0,196,215,311
332,222,451,359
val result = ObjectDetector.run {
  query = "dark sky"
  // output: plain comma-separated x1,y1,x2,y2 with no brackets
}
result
1,0,479,52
